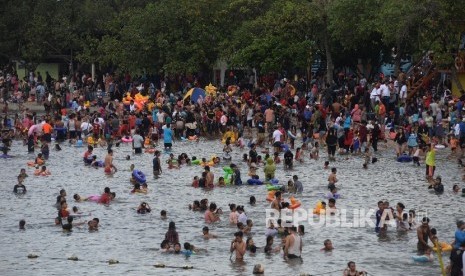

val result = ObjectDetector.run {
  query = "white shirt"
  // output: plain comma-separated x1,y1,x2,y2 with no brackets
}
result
132,134,144,148
265,227,278,237
400,85,407,99
238,212,247,225
81,122,93,132
272,130,282,142
430,102,439,116
370,88,381,101
380,84,390,97
157,112,165,124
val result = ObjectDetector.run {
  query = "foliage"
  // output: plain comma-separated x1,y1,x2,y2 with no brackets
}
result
0,0,463,77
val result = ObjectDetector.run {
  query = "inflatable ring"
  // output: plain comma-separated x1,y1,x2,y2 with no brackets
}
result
268,178,279,185
266,185,282,191
191,159,201,165
397,155,412,163
75,140,84,147
289,197,301,209
434,144,445,149
266,191,276,202
247,179,264,185
223,167,233,174
0,154,13,158
132,170,146,183
144,148,156,153
122,136,133,143
166,159,178,164
94,161,104,167
412,255,431,262
433,242,452,252
188,136,197,141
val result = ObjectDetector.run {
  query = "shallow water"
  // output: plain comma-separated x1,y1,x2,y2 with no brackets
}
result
0,138,463,276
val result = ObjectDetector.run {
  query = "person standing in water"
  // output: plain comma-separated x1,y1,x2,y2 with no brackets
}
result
417,217,434,254
152,150,162,178
230,231,246,261
425,144,436,181
104,149,117,174
284,226,302,259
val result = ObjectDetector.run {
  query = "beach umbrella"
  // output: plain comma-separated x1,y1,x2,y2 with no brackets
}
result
183,88,206,103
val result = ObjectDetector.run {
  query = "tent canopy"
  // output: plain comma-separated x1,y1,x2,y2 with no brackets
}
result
183,88,206,103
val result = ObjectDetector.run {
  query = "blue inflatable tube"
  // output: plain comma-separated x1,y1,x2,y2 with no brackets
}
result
132,170,146,183
397,154,412,163
247,179,264,185
0,154,13,158
412,255,430,262
93,161,104,167
269,178,279,185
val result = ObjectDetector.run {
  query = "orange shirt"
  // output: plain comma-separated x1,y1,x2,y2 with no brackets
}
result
43,123,53,134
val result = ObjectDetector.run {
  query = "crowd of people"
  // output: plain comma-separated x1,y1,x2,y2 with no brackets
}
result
2,64,465,275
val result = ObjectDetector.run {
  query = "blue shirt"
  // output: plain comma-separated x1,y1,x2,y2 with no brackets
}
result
163,128,173,143
454,229,465,249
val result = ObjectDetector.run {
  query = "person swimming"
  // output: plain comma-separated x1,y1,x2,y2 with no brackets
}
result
13,179,27,194
137,202,151,214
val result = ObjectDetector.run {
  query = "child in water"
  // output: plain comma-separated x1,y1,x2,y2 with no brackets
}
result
168,153,179,169
273,152,281,164
295,147,303,163
248,163,258,178
217,177,226,187
192,176,199,188
310,142,319,160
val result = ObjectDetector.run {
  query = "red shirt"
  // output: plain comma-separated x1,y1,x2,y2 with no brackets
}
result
128,116,136,130
60,209,69,218
99,193,110,204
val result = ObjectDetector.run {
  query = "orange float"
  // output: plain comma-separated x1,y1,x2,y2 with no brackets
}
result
289,196,301,209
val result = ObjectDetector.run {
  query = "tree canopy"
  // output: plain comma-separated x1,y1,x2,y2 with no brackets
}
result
0,0,463,79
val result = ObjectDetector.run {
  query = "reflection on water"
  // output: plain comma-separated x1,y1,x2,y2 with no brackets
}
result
0,139,463,275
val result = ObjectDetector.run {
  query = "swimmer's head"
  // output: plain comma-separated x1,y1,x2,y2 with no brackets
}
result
184,242,192,250
331,167,337,173
104,187,110,194
19,220,25,230
202,226,209,234
160,210,167,217
249,196,256,205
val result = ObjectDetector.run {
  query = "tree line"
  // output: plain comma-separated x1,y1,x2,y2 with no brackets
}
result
0,0,463,82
